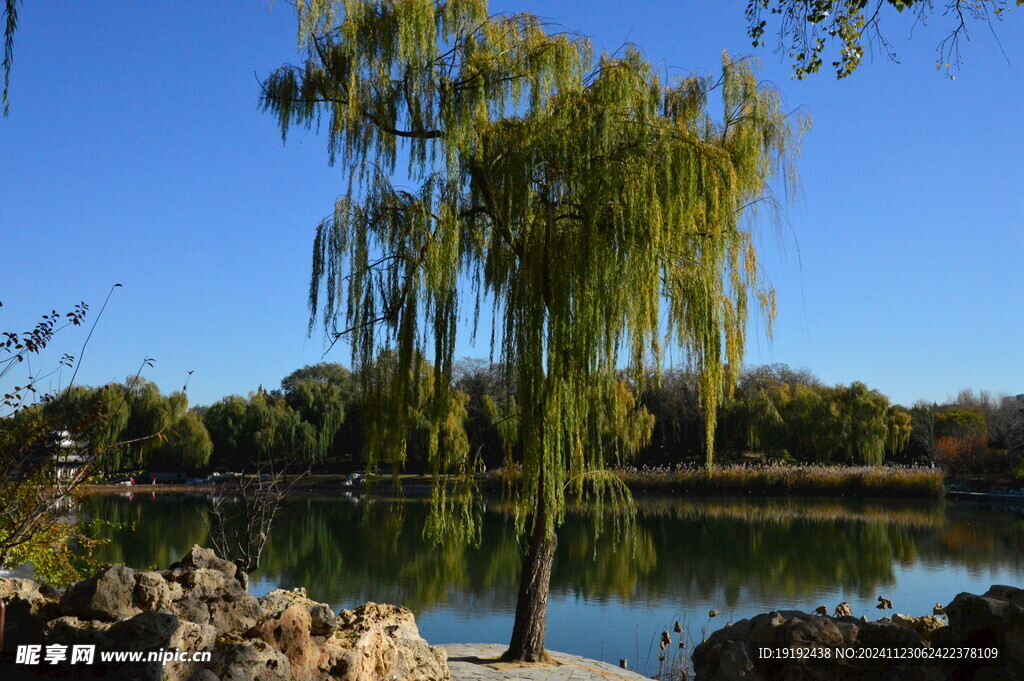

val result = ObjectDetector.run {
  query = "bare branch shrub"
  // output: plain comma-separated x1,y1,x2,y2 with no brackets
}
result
204,462,307,582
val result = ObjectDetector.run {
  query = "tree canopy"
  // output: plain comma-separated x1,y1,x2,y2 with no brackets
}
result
263,0,804,660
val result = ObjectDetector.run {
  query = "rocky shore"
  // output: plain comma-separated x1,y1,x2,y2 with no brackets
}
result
692,585,1024,680
0,546,449,681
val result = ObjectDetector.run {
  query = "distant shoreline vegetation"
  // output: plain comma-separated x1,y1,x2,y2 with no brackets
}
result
10,360,1020,493
486,464,946,500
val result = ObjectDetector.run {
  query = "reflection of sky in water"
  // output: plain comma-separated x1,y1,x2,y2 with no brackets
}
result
410,561,1024,673
86,495,1024,672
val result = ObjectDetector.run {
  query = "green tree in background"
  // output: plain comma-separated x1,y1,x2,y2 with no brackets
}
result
19,376,203,475
120,376,187,469
149,412,213,473
886,405,913,457
203,364,360,470
641,369,705,462
454,359,515,469
245,389,316,466
280,362,356,463
280,361,355,395
263,0,802,660
202,394,250,469
709,368,901,465
34,384,131,469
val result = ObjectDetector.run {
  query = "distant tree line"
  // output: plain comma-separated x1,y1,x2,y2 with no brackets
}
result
2,375,211,474
640,365,1024,476
641,365,911,466
9,361,1022,478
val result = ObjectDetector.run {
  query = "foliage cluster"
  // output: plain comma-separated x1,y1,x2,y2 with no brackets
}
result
0,299,121,584
746,0,1020,79
640,364,910,466
908,390,1024,479
4,376,209,475
199,362,358,471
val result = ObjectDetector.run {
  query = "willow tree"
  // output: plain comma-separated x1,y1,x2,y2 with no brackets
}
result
263,0,802,661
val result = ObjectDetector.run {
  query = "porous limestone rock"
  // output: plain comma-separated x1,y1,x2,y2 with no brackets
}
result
331,602,449,681
1,547,449,681
60,565,142,620
890,613,946,641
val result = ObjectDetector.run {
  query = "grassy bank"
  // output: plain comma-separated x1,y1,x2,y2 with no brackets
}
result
488,464,945,499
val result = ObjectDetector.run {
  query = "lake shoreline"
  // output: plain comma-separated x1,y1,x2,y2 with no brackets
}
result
82,466,950,501
81,463,1024,503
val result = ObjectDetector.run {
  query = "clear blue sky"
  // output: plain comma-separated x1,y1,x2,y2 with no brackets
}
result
2,1,1021,408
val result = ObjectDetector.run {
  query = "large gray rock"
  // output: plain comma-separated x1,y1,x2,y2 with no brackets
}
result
251,596,327,681
692,609,945,681
890,613,947,641
42,610,216,681
161,547,262,633
933,585,1024,680
247,591,451,681
43,615,114,648
133,570,172,610
60,564,141,620
0,577,44,600
206,638,291,681
0,577,60,649
169,545,242,585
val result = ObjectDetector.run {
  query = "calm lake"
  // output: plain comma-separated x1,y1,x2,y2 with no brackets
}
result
83,493,1024,676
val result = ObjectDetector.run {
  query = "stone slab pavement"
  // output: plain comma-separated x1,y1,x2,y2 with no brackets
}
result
442,643,655,681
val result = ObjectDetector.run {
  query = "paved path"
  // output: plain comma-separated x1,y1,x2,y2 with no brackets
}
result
443,643,653,681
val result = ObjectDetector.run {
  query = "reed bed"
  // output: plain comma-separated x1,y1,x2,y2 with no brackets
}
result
612,463,944,499
486,463,944,499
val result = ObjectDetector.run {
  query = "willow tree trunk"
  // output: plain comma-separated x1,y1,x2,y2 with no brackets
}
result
502,487,558,663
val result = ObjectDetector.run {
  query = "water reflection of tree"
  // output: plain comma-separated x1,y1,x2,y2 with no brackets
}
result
254,500,523,612
553,519,658,603
923,507,1024,573
83,496,1024,614
87,494,211,569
